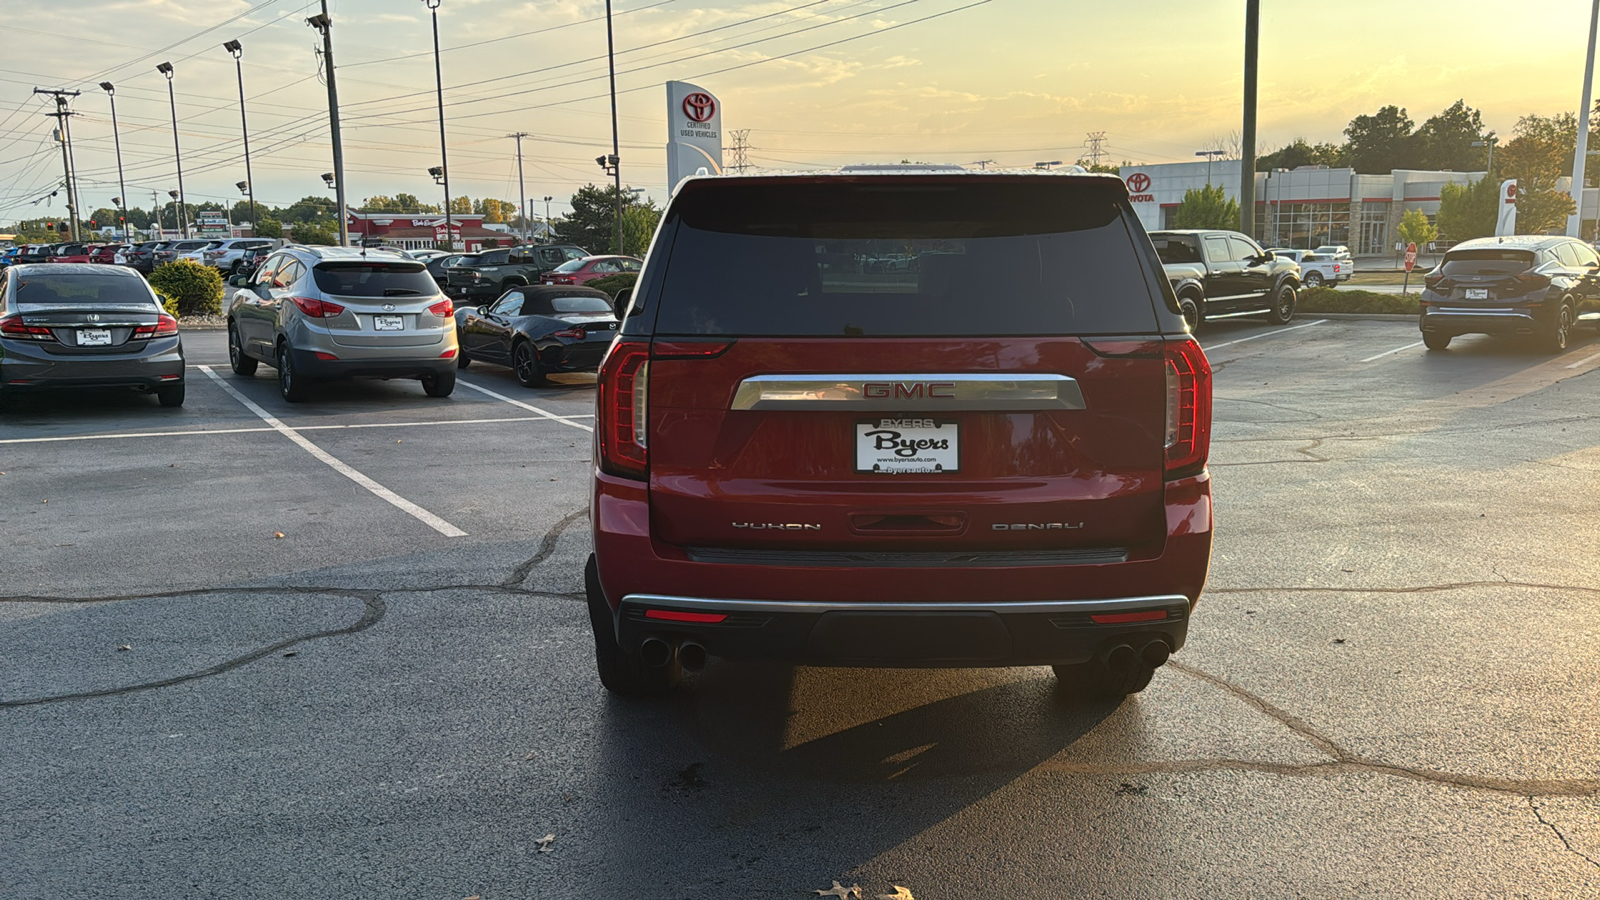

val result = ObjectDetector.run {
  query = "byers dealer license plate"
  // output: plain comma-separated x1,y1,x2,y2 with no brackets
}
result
374,315,405,331
855,418,959,474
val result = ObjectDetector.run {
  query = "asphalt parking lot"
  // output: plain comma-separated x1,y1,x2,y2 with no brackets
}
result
4,318,1599,898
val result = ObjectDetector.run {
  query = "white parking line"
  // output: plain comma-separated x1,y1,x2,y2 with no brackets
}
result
198,366,467,538
0,414,595,446
1565,350,1600,370
1202,319,1328,352
1360,340,1424,363
455,379,595,433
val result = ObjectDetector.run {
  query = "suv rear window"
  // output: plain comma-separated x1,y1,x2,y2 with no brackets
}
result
14,273,155,306
653,179,1158,336
312,262,437,297
1441,249,1535,276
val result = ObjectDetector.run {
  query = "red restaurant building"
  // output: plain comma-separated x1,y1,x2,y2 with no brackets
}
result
343,211,517,253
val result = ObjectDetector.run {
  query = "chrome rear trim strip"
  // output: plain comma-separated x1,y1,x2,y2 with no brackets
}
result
729,373,1086,411
620,593,1188,616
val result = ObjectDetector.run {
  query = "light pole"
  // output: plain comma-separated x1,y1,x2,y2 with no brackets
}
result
1471,137,1498,179
601,0,620,256
1569,0,1598,236
1240,0,1260,237
168,189,182,238
423,0,453,247
1195,149,1226,186
542,195,552,240
1034,160,1063,170
155,63,188,238
222,40,260,240
307,6,349,246
98,83,129,243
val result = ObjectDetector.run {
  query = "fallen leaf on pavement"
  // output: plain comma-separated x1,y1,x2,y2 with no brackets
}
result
814,882,863,899
537,833,556,853
877,888,916,900
116,645,132,652
273,532,285,539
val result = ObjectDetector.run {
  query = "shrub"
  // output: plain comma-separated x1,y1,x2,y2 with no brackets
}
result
148,259,223,316
586,272,638,298
1295,287,1419,315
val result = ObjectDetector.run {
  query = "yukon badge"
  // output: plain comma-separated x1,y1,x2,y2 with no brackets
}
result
733,522,821,531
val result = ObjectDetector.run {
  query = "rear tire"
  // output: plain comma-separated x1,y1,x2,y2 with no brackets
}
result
421,369,456,398
156,383,185,408
228,323,257,376
277,339,312,403
1178,293,1203,332
513,340,546,387
1423,332,1451,351
1544,298,1575,354
1303,271,1324,288
456,350,471,369
586,555,681,696
1052,660,1156,702
1264,283,1297,325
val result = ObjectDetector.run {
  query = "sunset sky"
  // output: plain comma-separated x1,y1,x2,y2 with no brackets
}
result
0,0,1595,221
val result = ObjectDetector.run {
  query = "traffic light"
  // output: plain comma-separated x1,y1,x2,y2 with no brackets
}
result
45,222,55,231
90,220,97,229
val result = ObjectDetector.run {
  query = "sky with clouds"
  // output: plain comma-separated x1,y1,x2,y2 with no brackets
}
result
0,0,1595,222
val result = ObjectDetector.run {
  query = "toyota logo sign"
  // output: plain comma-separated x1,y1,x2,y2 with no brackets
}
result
682,92,716,124
1126,173,1151,193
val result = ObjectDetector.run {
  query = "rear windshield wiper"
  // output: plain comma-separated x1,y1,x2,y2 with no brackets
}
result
383,288,423,296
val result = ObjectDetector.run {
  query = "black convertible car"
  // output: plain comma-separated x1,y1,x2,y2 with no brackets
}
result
454,284,619,386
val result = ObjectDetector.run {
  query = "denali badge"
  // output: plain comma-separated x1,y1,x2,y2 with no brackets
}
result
992,522,1085,531
733,522,821,530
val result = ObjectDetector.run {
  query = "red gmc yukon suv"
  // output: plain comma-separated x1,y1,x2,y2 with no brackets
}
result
587,167,1213,700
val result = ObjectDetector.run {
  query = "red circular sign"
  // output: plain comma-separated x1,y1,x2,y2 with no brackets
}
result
1126,173,1151,193
682,92,716,124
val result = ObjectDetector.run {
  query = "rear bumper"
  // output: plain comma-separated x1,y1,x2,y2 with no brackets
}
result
539,341,609,372
592,471,1212,667
443,282,499,301
0,338,184,390
1419,306,1542,336
290,346,455,380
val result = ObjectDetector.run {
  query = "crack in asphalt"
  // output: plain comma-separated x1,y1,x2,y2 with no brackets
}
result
501,506,589,588
1165,660,1600,797
1205,579,1600,597
1213,438,1330,467
1528,796,1600,869
1,591,385,709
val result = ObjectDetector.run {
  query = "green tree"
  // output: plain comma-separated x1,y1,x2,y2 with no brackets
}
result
1171,183,1240,230
1396,208,1437,249
1257,138,1345,171
1436,177,1498,242
1499,113,1581,234
619,201,662,257
292,222,338,245
449,196,471,215
282,196,337,224
253,217,284,239
1344,106,1416,174
561,184,648,255
1412,100,1488,172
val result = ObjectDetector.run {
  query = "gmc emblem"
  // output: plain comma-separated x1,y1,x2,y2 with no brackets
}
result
862,381,956,400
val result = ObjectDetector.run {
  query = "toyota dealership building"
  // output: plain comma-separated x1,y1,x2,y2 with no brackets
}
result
1118,162,1600,256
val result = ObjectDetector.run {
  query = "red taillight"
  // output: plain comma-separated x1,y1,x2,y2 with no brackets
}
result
1090,610,1169,625
131,315,179,339
428,299,452,317
291,296,345,318
644,609,728,624
0,315,55,341
313,351,339,361
549,275,576,284
1164,338,1212,479
1506,273,1551,295
552,327,585,340
597,339,650,479
1423,269,1446,291
651,340,734,359
439,348,457,359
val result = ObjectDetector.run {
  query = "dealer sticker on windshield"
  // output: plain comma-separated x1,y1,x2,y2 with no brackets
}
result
855,418,959,474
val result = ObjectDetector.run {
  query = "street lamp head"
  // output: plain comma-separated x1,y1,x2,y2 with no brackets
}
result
321,173,336,188
112,197,121,206
237,181,249,194
99,81,114,95
223,39,243,57
306,12,330,30
156,61,173,78
168,189,179,199
542,195,553,202
421,0,441,9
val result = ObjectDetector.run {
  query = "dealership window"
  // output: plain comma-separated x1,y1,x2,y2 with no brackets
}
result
1260,202,1350,250
1358,203,1390,256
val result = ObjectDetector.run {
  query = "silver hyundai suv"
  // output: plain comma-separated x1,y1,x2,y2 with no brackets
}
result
224,246,459,402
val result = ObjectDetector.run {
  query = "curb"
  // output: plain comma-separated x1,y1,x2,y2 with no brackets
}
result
1300,311,1416,322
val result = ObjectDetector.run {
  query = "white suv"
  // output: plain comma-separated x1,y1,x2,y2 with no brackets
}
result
201,238,279,272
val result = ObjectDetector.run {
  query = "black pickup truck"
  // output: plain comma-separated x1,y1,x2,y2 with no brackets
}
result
1148,229,1301,330
442,243,589,305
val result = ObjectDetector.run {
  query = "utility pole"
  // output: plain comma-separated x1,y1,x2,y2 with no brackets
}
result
605,0,621,255
1569,0,1598,236
224,41,259,240
729,129,752,173
34,89,81,240
309,3,349,246
1240,0,1260,238
969,159,996,170
151,189,163,237
509,132,530,243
